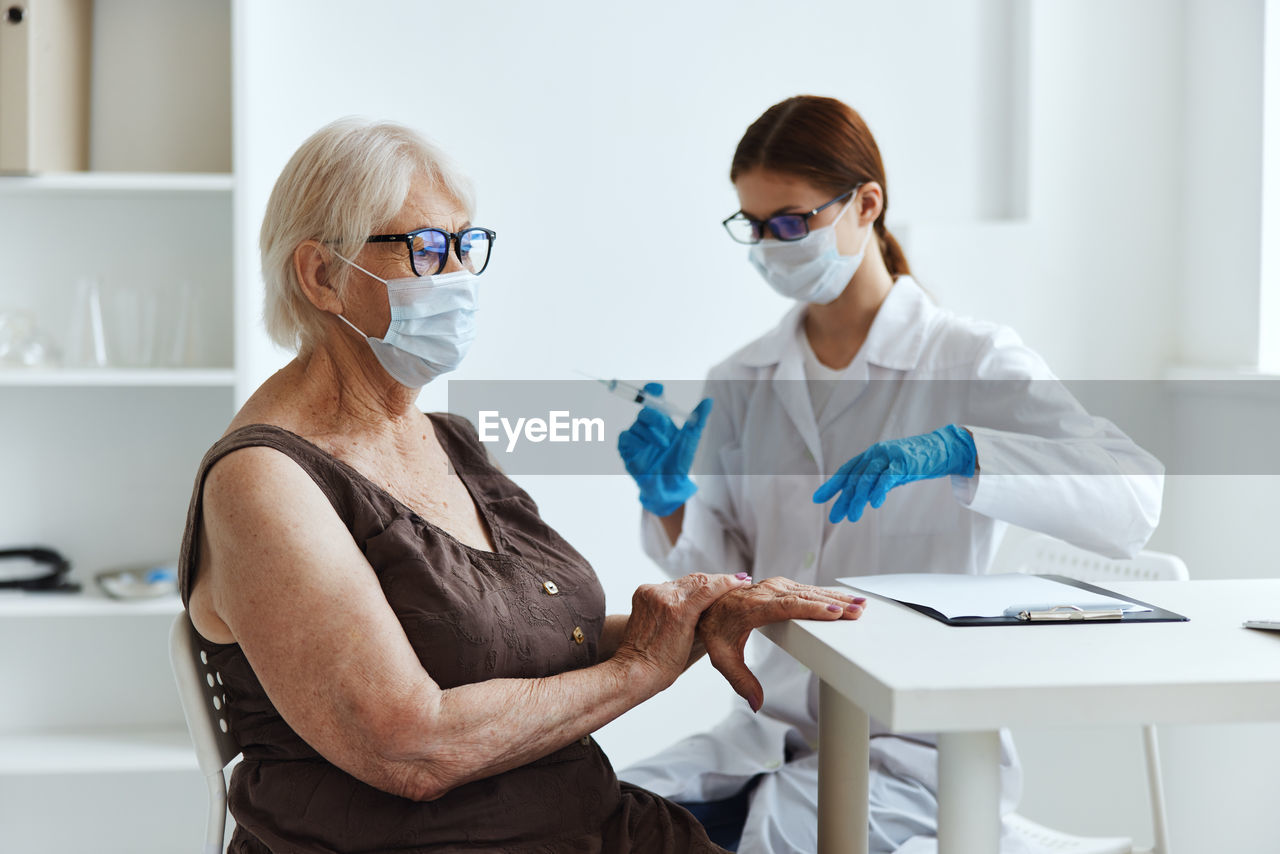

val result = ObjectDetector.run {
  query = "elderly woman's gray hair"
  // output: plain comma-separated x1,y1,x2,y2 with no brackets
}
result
260,117,476,352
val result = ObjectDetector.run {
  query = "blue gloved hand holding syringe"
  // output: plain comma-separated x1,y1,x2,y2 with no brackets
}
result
613,381,713,517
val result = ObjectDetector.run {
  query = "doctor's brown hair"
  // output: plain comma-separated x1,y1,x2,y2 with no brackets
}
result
730,95,911,279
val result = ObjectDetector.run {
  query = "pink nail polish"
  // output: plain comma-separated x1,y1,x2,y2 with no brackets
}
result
846,603,863,614
827,604,842,612
735,572,750,580
852,596,867,604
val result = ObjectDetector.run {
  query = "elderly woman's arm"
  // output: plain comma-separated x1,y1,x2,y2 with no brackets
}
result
194,447,754,803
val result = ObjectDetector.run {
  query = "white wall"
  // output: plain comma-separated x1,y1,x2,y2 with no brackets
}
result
232,1,1279,850
1181,0,1265,369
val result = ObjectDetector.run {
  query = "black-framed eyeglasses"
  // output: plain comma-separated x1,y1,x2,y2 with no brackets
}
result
721,185,861,245
366,226,497,277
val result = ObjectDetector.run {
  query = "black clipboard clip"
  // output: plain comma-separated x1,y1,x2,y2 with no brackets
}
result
1016,604,1126,622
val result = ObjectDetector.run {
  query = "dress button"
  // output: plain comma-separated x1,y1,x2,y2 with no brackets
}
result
572,626,585,644
580,736,591,746
803,551,815,569
764,759,782,770
542,580,559,595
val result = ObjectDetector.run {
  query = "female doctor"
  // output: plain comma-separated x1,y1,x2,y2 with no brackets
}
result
615,95,1164,854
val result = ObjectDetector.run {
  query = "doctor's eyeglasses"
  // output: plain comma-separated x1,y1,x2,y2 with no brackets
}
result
366,226,497,277
722,186,860,244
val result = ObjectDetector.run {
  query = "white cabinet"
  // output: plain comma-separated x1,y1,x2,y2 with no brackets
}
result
0,598,207,852
0,1,238,850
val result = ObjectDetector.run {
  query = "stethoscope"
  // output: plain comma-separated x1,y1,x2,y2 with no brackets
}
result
0,547,79,592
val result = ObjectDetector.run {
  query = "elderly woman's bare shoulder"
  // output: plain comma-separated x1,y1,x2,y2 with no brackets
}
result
191,431,352,645
203,440,326,518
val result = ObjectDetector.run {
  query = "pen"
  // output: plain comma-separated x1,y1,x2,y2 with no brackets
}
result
1014,605,1126,622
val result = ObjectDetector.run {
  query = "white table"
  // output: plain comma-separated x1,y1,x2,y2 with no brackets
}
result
759,579,1280,854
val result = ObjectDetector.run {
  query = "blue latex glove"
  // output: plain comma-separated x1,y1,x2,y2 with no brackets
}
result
812,424,977,523
617,383,714,517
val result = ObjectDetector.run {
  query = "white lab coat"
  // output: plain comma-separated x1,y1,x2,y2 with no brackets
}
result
620,277,1164,854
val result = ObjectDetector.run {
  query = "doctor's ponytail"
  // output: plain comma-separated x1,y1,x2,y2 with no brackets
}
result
877,224,910,279
730,95,912,280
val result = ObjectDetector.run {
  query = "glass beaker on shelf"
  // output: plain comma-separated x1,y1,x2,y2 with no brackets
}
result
157,280,203,368
104,284,160,368
66,276,108,368
64,276,206,369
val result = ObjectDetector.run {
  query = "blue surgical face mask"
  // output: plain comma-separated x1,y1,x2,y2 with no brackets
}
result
748,199,874,304
333,253,479,388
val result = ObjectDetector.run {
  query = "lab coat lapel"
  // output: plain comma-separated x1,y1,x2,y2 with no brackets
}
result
772,345,825,473
740,303,826,471
747,307,824,473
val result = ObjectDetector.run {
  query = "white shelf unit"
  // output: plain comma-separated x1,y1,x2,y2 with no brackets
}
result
0,172,234,194
0,368,237,387
0,1,237,851
0,727,196,776
0,592,183,617
0,182,236,374
0,594,209,851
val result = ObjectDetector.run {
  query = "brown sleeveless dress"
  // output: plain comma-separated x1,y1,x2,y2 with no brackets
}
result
178,413,726,854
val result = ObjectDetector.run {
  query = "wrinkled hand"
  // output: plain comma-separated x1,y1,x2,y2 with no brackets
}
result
614,572,752,696
813,425,977,524
697,578,866,712
617,383,714,517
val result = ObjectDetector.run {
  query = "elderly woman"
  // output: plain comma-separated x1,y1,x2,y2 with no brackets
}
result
178,117,866,854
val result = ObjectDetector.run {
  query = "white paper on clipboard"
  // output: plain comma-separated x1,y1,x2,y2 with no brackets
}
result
836,573,1151,620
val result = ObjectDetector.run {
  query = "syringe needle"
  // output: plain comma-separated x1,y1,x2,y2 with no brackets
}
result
576,370,688,423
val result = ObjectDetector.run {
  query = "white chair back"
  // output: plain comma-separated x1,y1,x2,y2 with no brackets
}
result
994,532,1188,583
169,614,241,854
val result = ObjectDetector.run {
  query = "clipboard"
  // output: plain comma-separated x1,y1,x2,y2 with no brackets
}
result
845,574,1189,627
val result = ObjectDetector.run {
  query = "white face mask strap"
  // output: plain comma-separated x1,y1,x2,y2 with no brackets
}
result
331,249,388,285
833,195,874,256
833,194,856,227
859,220,875,254
325,250,383,340
335,312,369,340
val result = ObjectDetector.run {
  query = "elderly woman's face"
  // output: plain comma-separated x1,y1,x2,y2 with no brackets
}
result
342,180,470,338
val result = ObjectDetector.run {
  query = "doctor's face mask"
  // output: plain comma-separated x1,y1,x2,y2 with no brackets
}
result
748,198,873,305
332,251,479,388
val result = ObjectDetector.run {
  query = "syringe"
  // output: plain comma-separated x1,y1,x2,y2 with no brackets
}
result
577,372,690,423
